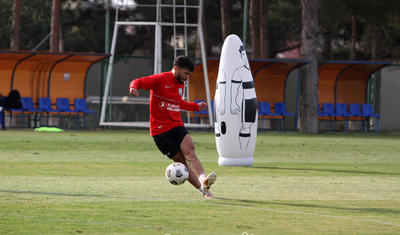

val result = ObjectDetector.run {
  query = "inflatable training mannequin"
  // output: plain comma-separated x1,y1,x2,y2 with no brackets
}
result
215,34,258,166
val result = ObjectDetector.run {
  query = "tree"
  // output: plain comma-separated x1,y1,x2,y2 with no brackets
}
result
50,0,61,52
259,0,270,58
267,0,301,57
350,14,356,60
220,0,231,41
249,0,260,58
299,0,319,134
345,0,364,60
10,0,21,50
319,0,345,61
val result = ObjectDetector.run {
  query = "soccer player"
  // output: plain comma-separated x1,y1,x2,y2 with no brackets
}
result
129,56,216,199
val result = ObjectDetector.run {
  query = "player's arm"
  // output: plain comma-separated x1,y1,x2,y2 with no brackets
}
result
128,74,160,96
179,99,206,112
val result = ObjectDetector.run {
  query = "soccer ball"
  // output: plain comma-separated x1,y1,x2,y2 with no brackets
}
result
165,162,189,185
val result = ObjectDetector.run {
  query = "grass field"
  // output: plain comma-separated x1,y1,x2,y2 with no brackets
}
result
1,130,400,234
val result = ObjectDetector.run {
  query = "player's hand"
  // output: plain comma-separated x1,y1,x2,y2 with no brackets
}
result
129,88,139,96
198,102,207,111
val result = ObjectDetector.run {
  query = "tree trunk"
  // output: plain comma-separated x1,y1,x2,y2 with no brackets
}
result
300,0,319,134
50,0,61,52
322,29,331,61
249,0,260,58
350,14,357,60
259,0,270,58
220,0,231,41
10,0,21,50
371,24,382,61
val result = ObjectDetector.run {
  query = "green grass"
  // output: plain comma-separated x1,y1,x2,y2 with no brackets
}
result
1,130,400,234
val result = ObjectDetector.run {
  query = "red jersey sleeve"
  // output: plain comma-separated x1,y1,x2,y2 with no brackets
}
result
129,73,162,91
179,99,200,112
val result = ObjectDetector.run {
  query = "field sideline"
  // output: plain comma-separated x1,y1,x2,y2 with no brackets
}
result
1,130,400,234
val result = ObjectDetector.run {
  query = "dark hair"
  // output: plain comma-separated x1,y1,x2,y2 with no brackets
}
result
173,55,194,72
4,89,22,109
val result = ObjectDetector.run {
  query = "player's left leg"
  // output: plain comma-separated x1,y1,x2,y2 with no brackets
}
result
180,134,216,194
172,151,201,189
172,151,214,198
180,134,204,176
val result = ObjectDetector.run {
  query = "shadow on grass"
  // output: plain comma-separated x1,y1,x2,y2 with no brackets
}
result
0,189,167,201
210,197,400,215
0,189,110,198
252,166,400,176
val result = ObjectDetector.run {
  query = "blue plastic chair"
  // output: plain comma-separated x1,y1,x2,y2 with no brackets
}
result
362,104,380,133
318,104,328,117
38,97,59,126
335,103,349,133
56,98,79,128
322,103,336,117
21,97,40,112
274,102,295,117
318,104,330,132
274,102,295,131
56,98,78,113
336,103,349,117
349,103,367,132
21,97,41,128
74,98,95,114
38,97,58,113
258,102,281,131
349,103,363,117
322,103,337,132
74,98,95,129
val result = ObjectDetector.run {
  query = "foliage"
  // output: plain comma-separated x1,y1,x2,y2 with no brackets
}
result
0,0,12,49
0,0,399,60
268,0,301,55
63,1,106,52
319,0,400,60
0,0,51,50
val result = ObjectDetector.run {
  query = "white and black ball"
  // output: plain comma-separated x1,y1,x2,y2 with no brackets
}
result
165,162,189,185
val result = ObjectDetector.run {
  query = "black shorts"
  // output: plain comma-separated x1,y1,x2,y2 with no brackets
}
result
153,126,189,159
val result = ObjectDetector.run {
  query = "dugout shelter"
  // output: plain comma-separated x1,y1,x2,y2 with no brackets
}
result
0,50,108,104
318,60,391,105
318,60,391,132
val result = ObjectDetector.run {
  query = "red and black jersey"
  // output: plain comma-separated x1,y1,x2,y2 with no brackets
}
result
129,71,199,136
